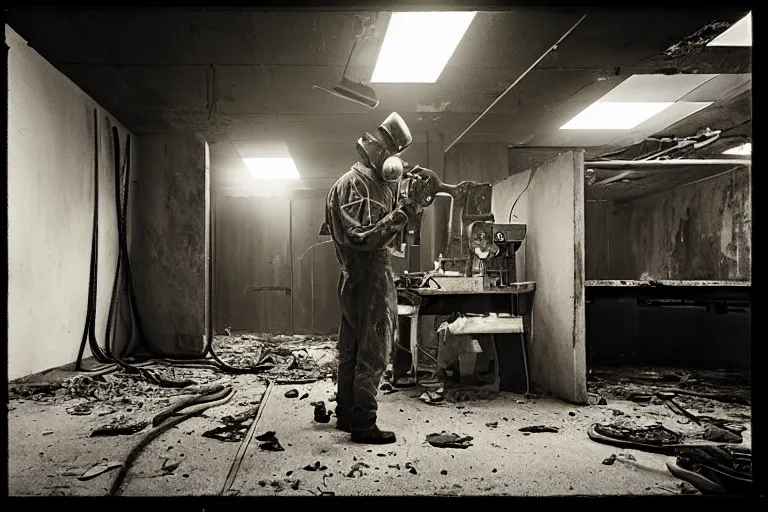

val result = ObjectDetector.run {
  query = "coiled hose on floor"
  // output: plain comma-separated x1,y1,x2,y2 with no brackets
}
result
75,110,272,381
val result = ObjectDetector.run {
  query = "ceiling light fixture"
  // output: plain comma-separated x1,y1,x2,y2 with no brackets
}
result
243,158,300,180
371,11,477,84
723,142,751,156
708,12,752,47
561,102,674,130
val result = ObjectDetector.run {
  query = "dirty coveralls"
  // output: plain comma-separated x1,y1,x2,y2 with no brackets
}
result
325,163,412,430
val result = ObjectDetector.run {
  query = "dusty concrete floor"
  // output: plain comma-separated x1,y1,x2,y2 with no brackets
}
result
8,336,751,497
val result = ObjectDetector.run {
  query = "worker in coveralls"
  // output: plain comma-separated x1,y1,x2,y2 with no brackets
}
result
323,112,424,444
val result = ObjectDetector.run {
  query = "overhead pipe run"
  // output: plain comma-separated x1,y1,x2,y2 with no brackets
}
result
443,13,590,153
585,159,751,170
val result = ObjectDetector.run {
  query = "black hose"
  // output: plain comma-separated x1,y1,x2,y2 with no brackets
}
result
76,110,112,370
75,112,270,378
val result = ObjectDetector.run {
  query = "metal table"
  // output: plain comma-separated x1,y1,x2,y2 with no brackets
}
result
396,281,536,392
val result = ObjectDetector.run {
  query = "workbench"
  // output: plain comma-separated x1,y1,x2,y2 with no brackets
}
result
585,280,751,302
397,281,536,393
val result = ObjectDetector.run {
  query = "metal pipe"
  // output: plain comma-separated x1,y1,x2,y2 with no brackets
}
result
444,13,590,153
585,159,751,169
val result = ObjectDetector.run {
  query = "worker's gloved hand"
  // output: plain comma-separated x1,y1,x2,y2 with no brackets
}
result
399,197,423,218
405,166,438,208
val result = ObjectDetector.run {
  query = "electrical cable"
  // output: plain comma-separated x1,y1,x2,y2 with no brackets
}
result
507,167,538,223
74,111,274,381
109,385,235,496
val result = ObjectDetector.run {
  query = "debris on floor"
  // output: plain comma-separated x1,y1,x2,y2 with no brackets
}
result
602,454,617,465
161,459,180,474
202,422,249,442
221,406,259,425
77,460,123,481
665,444,752,495
311,401,331,423
419,387,445,405
346,461,370,478
256,431,285,452
303,461,328,472
66,403,93,416
444,388,497,403
703,425,743,443
284,389,299,399
90,417,150,437
588,366,750,407
519,425,559,434
426,432,474,449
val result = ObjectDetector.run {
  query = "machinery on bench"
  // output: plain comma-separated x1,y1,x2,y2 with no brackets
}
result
391,166,534,392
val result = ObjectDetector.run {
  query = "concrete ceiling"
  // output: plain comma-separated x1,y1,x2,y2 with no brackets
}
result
6,8,751,184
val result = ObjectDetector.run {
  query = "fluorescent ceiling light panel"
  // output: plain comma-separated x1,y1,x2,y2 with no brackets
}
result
561,102,674,130
601,74,719,103
708,12,752,47
561,74,719,130
243,158,300,180
371,11,477,83
723,142,751,155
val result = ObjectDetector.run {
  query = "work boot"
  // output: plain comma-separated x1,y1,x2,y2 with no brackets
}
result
351,425,397,445
336,419,352,433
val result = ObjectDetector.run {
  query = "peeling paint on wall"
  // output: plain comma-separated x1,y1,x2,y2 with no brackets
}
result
608,168,751,281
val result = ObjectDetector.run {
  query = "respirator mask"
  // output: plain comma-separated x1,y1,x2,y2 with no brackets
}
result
381,155,405,182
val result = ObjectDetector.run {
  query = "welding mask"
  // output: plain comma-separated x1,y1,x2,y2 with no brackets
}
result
355,112,413,181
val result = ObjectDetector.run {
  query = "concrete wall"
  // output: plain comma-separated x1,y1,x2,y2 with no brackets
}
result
7,25,135,379
492,152,588,404
131,135,207,355
585,168,752,281
584,168,751,370
607,168,752,281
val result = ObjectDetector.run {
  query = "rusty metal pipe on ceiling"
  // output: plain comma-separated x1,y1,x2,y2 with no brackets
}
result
443,13,590,154
585,159,751,169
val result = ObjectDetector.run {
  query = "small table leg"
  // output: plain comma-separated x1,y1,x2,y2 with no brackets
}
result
409,313,419,383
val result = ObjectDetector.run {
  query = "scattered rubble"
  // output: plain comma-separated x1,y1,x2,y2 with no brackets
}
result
419,388,445,405
303,461,328,472
90,417,149,437
66,403,92,416
285,389,299,399
588,367,750,407
256,431,285,451
602,454,617,465
202,422,249,442
346,461,370,478
703,426,742,444
77,460,123,481
426,432,474,449
312,401,331,423
519,425,559,434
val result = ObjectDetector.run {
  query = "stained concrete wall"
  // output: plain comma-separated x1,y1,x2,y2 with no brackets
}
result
132,135,207,355
585,168,752,281
7,25,135,379
584,168,751,370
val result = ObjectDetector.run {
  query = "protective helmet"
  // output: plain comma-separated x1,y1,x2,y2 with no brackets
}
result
377,112,413,154
355,112,413,176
